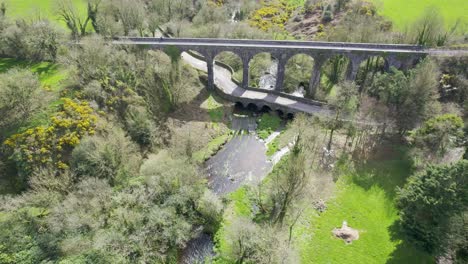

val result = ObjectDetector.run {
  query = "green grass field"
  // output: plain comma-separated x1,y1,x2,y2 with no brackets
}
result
2,0,87,27
371,0,468,31
0,58,67,90
295,150,434,263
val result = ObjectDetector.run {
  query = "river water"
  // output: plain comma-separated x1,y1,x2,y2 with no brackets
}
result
179,113,274,263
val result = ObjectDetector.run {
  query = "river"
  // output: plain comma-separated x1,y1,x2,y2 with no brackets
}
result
179,110,279,263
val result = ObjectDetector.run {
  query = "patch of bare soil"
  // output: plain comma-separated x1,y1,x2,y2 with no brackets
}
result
332,221,359,244
285,7,346,40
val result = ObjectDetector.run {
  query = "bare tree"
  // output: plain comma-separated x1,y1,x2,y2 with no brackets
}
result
56,0,91,38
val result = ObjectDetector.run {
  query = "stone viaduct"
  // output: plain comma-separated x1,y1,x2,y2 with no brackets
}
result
114,37,465,115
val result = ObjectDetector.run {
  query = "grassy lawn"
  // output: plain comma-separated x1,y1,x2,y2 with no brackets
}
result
370,0,468,32
256,113,282,140
2,0,87,27
295,148,434,263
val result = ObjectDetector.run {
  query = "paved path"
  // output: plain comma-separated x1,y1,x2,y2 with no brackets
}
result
181,53,332,115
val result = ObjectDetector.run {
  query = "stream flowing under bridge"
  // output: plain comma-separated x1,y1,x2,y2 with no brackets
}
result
114,37,467,115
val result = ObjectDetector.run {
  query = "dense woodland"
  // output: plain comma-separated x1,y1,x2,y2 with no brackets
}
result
0,0,467,263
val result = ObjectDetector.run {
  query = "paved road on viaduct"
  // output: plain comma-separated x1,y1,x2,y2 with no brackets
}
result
115,38,468,115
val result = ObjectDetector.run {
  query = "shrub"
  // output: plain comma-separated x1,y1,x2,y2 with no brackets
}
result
4,99,97,177
197,190,223,233
257,113,282,140
124,105,157,147
70,128,142,186
410,114,464,155
0,69,42,135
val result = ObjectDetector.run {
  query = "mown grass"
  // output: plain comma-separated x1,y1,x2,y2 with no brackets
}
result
2,0,87,28
256,113,282,140
295,149,434,263
370,0,468,32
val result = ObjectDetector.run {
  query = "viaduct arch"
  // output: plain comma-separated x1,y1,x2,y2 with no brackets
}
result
114,37,467,115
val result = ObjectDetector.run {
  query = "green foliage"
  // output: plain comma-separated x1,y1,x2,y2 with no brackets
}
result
193,133,231,163
370,59,440,133
4,98,97,177
0,69,42,135
396,161,468,254
323,55,348,89
284,54,314,93
256,113,282,140
197,190,224,233
124,105,157,147
0,19,62,61
215,52,243,83
249,0,296,32
410,7,452,46
248,52,273,87
411,114,464,155
266,136,280,156
71,128,142,186
220,217,297,263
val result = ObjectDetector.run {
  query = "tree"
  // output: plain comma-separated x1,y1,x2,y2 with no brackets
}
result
1,2,6,17
411,114,464,156
268,134,315,226
111,0,146,36
70,128,142,186
409,7,455,46
56,0,91,38
326,81,359,150
396,161,468,256
224,217,298,264
370,59,440,134
0,69,42,135
1,19,61,61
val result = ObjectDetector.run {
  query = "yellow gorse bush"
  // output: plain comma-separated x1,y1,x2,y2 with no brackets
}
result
249,0,295,31
4,98,98,172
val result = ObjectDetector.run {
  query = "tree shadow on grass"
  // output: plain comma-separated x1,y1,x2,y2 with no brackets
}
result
348,139,435,263
350,139,415,199
386,221,434,263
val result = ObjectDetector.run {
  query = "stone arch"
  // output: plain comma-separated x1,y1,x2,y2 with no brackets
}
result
356,55,389,90
283,53,315,97
234,101,245,109
260,105,272,113
275,109,285,117
247,103,258,112
213,51,244,84
248,52,278,89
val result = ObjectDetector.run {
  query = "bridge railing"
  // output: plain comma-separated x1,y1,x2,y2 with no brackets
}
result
118,37,424,51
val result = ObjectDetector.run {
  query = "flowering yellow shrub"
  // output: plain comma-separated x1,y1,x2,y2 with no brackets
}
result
4,98,98,173
249,0,295,31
